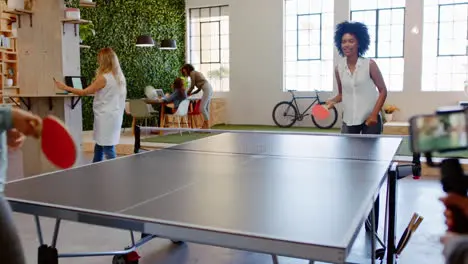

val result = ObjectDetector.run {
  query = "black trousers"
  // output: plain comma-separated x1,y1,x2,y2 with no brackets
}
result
0,195,26,264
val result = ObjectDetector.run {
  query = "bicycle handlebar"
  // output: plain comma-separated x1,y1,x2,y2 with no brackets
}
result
287,89,320,94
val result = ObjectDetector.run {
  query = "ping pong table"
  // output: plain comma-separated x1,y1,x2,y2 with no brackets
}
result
5,130,402,264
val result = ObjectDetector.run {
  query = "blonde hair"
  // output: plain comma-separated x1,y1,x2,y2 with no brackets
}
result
96,47,126,92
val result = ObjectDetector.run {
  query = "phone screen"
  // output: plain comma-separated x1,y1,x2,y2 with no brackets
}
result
410,110,468,153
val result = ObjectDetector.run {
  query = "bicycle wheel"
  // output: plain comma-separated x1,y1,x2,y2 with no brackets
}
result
272,101,298,128
311,102,338,129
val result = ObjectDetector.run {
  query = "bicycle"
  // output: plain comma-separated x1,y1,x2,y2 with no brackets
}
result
272,90,338,129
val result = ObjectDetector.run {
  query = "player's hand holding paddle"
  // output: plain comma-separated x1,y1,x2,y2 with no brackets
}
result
365,113,378,126
311,100,335,121
11,107,42,138
7,129,26,150
7,108,41,151
325,99,336,109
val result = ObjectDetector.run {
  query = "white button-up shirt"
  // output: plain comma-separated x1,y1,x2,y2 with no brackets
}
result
337,57,379,126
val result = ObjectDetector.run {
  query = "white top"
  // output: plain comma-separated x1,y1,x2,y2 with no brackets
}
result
336,57,379,126
92,73,127,146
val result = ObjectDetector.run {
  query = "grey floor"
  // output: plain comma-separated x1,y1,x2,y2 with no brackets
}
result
7,151,447,264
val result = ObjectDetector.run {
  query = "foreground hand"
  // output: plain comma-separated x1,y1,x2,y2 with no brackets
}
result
440,194,468,230
440,232,459,246
365,114,378,126
7,129,25,150
11,108,42,139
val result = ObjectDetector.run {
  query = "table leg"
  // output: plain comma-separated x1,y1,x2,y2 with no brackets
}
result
412,153,422,179
386,162,398,264
271,255,279,264
131,117,136,136
371,202,376,264
159,105,166,135
33,214,158,261
134,126,141,153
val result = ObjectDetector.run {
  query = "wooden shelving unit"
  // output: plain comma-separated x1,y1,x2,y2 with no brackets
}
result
0,7,20,106
77,2,96,49
2,9,33,28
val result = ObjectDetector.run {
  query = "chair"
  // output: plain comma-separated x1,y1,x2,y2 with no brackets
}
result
166,99,191,135
188,99,202,128
127,99,158,135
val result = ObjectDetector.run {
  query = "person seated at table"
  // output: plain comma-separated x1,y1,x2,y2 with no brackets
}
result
145,77,187,114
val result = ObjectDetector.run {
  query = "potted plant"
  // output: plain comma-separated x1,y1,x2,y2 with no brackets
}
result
5,67,14,87
207,66,229,79
79,23,95,44
383,104,399,122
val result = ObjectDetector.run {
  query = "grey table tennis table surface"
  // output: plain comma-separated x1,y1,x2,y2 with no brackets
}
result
5,132,402,263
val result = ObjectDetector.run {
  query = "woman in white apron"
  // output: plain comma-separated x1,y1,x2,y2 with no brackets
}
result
55,47,127,162
181,64,213,129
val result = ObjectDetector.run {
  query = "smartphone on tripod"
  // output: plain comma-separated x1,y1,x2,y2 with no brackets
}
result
409,106,468,154
409,106,468,233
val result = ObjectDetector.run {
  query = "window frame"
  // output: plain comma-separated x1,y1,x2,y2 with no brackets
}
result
350,7,406,59
296,13,322,61
188,5,229,65
188,5,230,92
437,2,468,57
199,20,222,64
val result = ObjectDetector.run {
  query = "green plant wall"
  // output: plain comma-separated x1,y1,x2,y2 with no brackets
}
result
78,0,186,130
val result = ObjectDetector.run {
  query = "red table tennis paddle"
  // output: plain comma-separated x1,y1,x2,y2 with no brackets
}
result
311,103,331,120
34,115,78,169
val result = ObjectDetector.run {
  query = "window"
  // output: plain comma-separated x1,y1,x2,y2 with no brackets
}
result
350,8,405,58
284,0,334,92
297,13,322,60
422,0,467,92
188,6,229,92
437,3,467,56
350,0,406,92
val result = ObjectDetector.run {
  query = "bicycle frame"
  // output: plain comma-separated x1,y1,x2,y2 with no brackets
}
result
287,90,325,117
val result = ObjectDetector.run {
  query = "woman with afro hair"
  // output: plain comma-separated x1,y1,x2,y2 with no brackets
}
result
327,21,387,135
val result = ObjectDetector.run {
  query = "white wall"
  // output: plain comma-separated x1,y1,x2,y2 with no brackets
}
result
186,0,467,126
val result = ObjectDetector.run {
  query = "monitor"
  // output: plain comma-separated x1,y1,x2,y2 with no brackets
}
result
64,76,87,90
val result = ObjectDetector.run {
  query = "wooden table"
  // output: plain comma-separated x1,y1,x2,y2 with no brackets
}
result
130,97,227,136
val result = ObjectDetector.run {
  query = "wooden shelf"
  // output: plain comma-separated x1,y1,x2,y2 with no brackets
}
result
9,94,80,97
61,19,91,24
3,9,33,15
79,1,96,8
4,59,16,63
2,9,33,28
4,86,19,89
61,19,91,36
5,94,86,110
